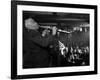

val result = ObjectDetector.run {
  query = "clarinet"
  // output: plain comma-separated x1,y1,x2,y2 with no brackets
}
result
39,26,73,34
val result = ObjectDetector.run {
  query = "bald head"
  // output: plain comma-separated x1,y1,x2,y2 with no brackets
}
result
25,18,39,30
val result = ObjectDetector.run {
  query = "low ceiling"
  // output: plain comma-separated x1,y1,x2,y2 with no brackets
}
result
23,11,89,23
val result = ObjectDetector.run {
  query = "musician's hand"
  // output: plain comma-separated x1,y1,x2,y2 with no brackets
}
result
52,26,57,35
42,29,50,37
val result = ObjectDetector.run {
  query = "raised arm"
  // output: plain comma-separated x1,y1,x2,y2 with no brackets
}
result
30,34,54,47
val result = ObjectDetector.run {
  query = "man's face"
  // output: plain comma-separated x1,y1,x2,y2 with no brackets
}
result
25,18,39,30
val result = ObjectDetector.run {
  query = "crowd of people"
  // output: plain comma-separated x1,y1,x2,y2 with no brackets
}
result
57,44,90,66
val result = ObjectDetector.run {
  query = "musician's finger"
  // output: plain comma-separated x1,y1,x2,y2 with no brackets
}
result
52,26,57,35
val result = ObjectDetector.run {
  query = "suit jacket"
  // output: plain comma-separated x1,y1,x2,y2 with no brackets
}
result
23,28,56,68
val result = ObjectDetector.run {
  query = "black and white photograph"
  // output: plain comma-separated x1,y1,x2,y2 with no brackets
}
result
11,1,97,79
23,11,90,68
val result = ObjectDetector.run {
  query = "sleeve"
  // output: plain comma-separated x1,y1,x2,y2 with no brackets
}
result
30,32,55,47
